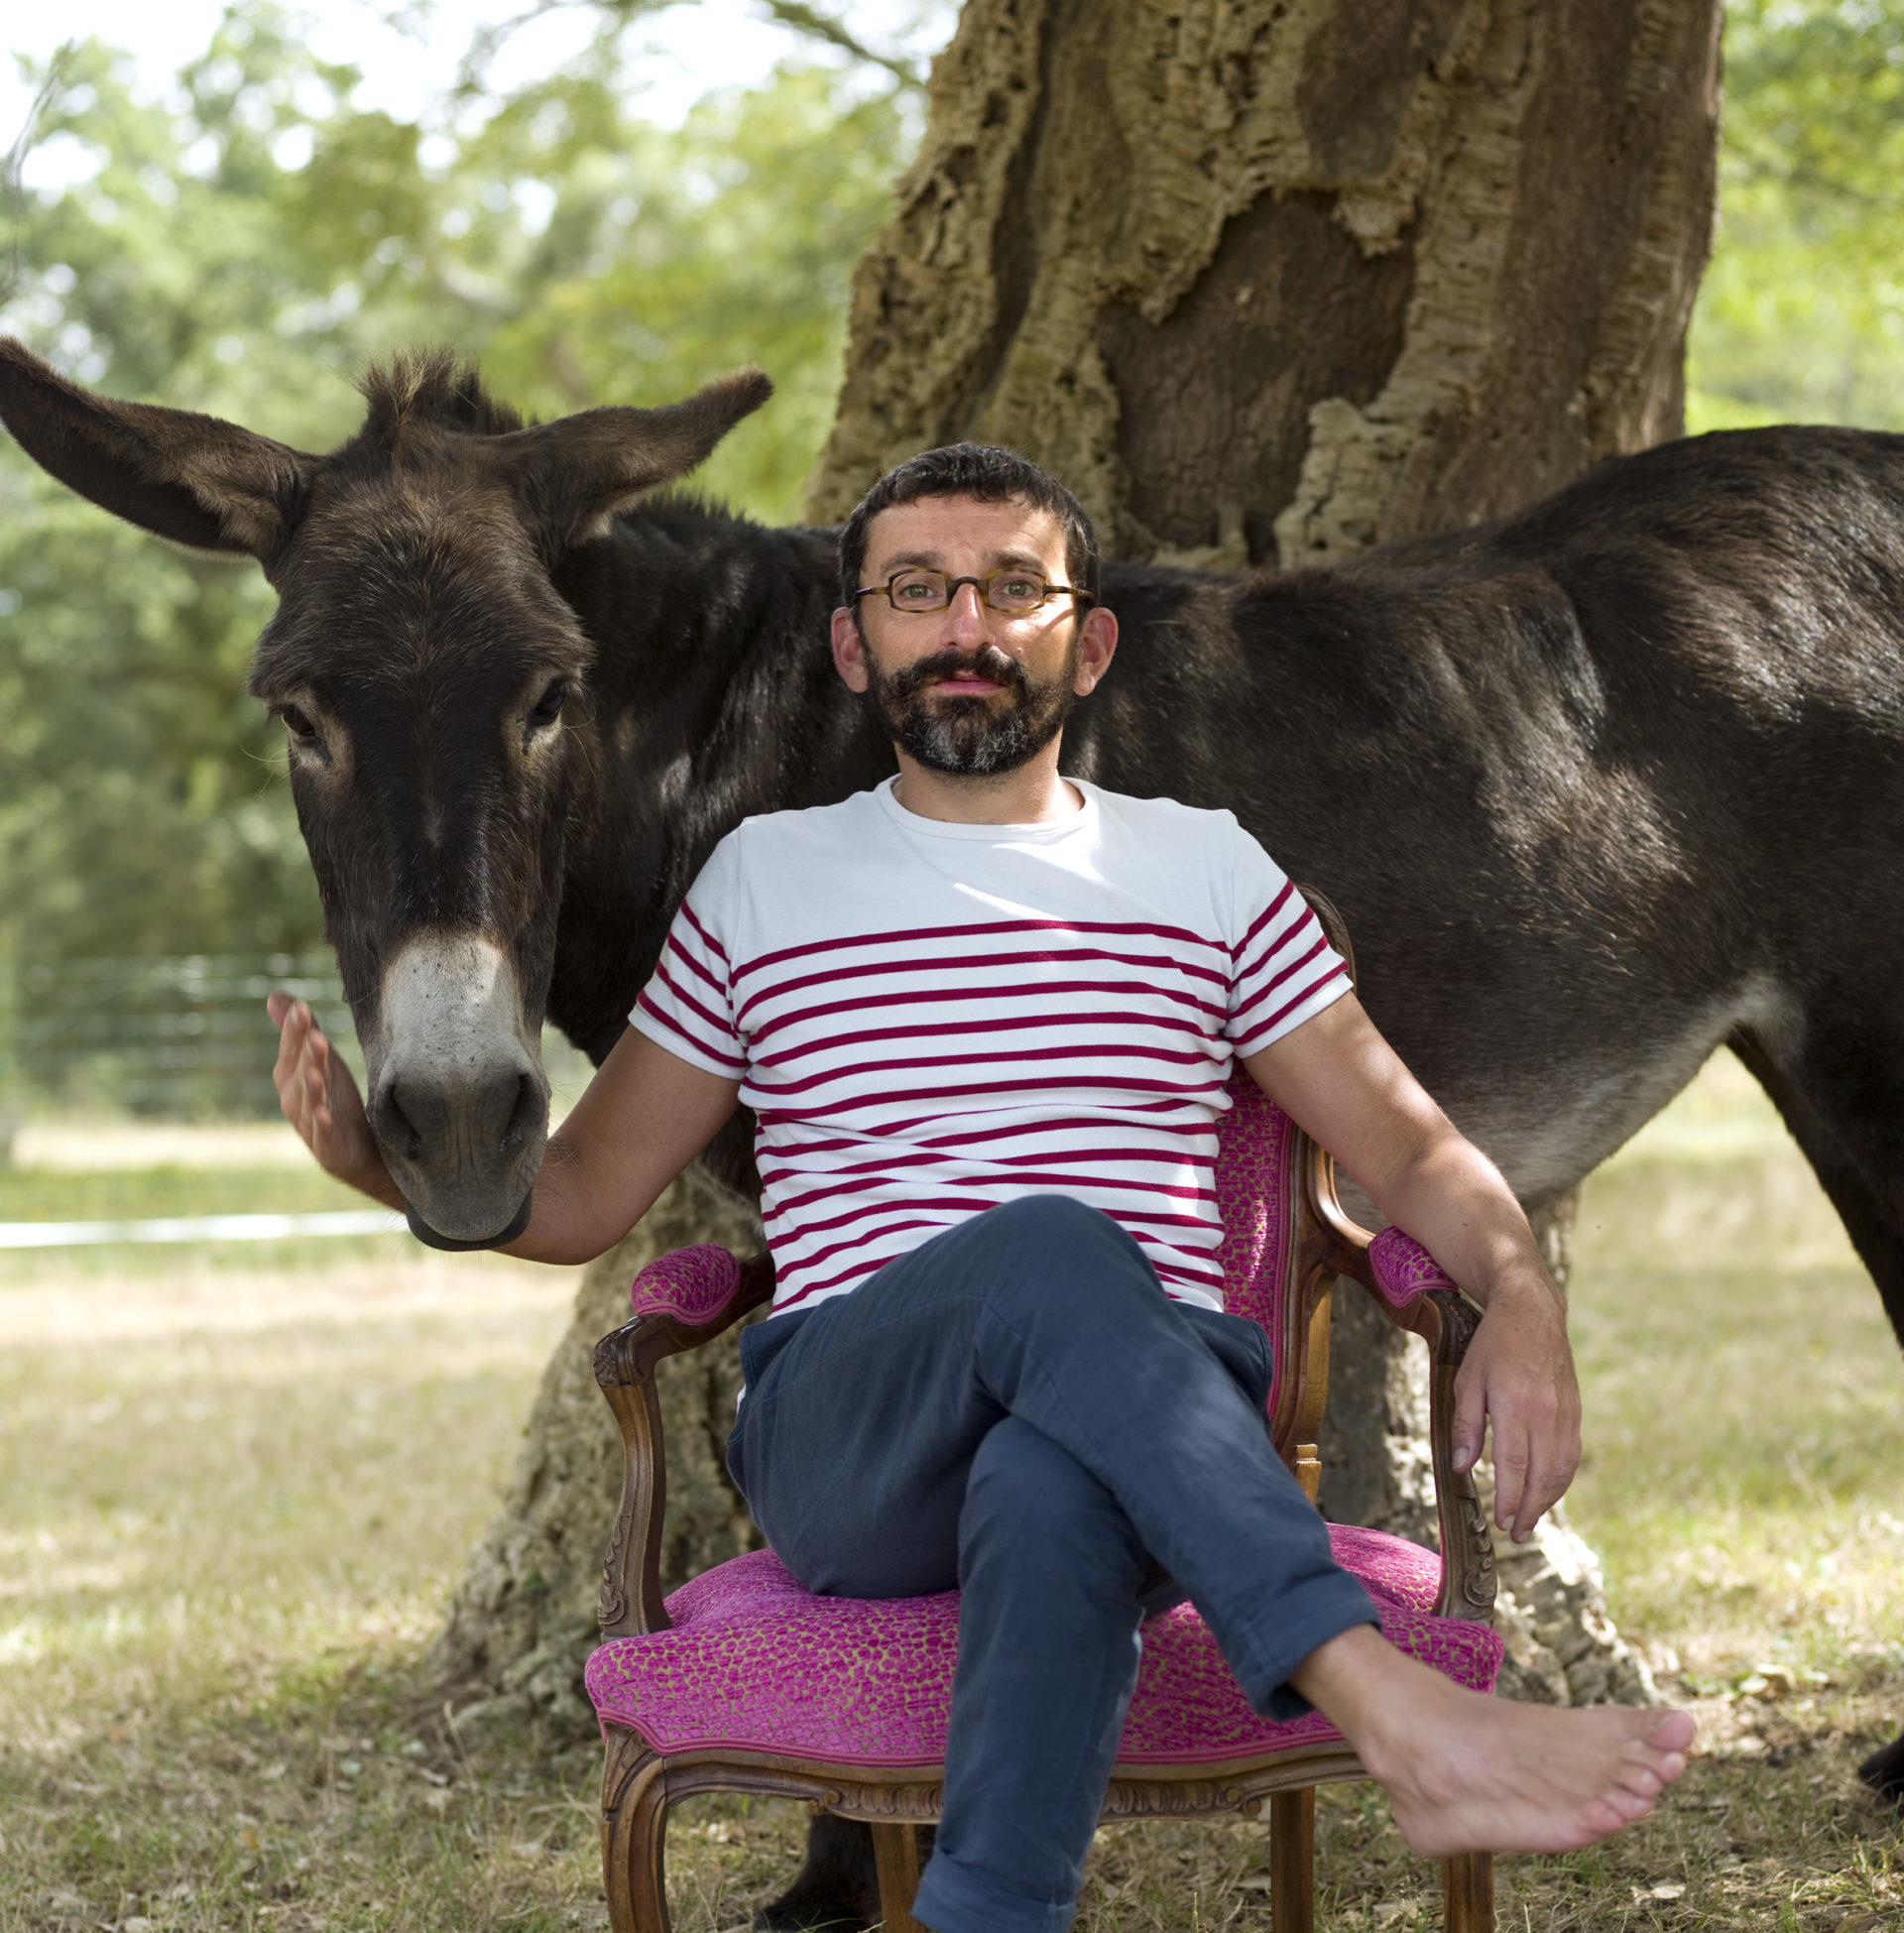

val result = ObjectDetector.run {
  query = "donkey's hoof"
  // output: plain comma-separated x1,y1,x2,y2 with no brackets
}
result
755,1815,880,1932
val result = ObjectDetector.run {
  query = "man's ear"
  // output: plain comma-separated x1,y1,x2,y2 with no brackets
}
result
831,605,871,692
1072,604,1119,695
0,335,314,558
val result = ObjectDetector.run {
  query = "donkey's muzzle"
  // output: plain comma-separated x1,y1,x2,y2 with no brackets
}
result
370,1056,549,1241
365,932,552,1243
406,1187,535,1252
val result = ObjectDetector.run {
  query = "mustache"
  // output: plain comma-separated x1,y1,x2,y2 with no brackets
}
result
882,647,1030,701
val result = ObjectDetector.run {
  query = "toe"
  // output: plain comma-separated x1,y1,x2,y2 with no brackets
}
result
1651,1710,1697,1752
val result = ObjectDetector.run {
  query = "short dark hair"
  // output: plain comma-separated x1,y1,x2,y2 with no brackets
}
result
837,443,1102,610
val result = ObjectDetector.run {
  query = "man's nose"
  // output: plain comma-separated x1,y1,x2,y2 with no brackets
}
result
942,579,992,641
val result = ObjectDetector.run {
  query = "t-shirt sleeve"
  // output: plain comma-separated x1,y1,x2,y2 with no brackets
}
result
630,841,748,1080
1225,825,1352,1056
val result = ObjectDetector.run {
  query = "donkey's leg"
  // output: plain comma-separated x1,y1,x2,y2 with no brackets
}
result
1729,1027,1904,1803
1729,1028,1904,1346
758,1820,939,1933
756,1816,880,1932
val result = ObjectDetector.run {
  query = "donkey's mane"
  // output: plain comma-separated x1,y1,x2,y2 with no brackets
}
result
355,350,525,449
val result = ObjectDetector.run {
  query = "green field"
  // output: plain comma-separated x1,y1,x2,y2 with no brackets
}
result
0,1056,1899,1931
0,1163,370,1226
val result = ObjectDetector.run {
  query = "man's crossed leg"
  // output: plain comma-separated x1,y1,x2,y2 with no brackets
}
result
729,1195,1693,1933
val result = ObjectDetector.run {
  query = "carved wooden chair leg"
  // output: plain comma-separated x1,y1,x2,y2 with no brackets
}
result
869,1820,925,1933
1268,1786,1315,1933
601,1737,672,1933
1442,1850,1493,1933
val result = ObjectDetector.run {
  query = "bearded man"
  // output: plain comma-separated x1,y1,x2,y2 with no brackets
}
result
272,443,1694,1933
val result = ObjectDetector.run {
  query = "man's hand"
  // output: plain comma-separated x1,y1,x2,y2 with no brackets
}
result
1244,993,1586,1541
1451,1271,1581,1543
266,992,401,1207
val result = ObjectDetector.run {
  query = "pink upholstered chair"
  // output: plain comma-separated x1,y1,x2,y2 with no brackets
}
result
587,903,1501,1933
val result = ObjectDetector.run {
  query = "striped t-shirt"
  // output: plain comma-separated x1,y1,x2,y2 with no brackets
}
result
632,779,1350,1317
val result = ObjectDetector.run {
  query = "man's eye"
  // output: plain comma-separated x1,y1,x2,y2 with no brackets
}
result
894,579,936,602
998,576,1040,601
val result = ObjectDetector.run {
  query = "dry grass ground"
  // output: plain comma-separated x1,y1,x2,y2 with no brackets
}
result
1,1053,1900,1931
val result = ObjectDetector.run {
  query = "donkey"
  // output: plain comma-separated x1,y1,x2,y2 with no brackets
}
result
4,340,1903,1828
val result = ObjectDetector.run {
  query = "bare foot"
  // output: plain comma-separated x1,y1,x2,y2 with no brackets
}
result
1295,1625,1695,1856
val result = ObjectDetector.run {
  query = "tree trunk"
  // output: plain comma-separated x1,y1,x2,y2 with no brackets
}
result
805,0,1720,559
430,1171,764,1733
439,0,1721,1720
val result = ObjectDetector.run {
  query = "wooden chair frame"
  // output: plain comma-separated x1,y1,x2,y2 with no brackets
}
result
590,902,1500,1933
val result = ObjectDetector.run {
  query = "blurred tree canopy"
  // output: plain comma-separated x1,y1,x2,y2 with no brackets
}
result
1687,0,1904,430
0,4,910,964
0,0,1900,974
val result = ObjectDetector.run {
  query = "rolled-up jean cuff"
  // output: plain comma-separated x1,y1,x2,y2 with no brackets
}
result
1226,1574,1384,1722
912,1847,1077,1933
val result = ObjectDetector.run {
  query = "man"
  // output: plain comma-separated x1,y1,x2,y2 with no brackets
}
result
271,445,1693,1933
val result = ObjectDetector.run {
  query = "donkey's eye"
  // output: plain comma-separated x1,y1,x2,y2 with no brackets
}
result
528,679,568,728
281,704,318,741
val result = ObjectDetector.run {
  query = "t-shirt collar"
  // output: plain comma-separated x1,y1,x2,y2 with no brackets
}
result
874,773,1098,841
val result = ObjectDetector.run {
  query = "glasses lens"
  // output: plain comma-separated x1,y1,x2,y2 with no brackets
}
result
984,571,1049,614
889,569,949,610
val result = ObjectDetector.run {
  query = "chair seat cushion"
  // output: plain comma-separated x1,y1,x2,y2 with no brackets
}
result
586,1528,1500,1768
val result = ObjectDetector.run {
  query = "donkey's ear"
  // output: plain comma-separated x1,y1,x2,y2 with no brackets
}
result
497,366,774,547
0,336,314,559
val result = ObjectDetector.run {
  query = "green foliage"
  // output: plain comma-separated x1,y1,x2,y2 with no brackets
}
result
9,0,1900,979
0,6,907,969
1687,0,1904,431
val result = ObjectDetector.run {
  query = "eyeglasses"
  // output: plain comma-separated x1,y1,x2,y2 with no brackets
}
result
853,568,1093,617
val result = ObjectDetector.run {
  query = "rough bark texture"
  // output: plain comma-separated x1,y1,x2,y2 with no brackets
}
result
439,0,1721,1720
429,1173,762,1734
806,0,1721,562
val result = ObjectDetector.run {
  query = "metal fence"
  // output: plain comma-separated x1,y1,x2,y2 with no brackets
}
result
0,953,594,1120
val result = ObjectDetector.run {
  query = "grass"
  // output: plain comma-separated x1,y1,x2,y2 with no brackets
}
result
1,1055,1901,1930
0,1163,369,1226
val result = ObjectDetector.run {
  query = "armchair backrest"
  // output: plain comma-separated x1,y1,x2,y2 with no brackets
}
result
1212,887,1357,1492
1212,1076,1337,1494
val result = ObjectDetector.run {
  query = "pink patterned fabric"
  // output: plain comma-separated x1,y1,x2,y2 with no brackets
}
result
587,1543,1499,1765
1212,1075,1293,1418
1368,1225,1460,1308
630,1244,742,1325
1325,1522,1441,1612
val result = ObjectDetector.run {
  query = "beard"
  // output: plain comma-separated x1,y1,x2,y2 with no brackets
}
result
865,639,1080,777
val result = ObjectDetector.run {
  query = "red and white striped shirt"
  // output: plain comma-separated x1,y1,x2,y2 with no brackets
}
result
633,780,1349,1316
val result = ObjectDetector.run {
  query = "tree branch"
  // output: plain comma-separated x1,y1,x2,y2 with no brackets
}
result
755,2,924,87
441,0,925,98
1,45,73,310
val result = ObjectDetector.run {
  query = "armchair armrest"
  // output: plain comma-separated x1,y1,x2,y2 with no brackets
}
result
594,1246,776,1639
1304,1149,1498,1626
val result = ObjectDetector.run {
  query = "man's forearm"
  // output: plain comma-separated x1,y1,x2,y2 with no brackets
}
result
495,1028,745,1265
1367,1128,1557,1311
494,1132,669,1266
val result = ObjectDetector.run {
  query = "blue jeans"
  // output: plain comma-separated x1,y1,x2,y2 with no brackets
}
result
727,1195,1376,1933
